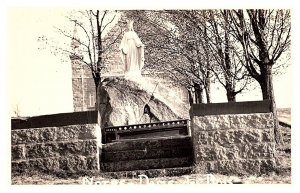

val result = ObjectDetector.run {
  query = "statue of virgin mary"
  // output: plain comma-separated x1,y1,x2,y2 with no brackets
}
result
119,20,144,75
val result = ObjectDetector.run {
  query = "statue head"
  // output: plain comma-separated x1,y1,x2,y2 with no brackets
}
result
126,20,134,31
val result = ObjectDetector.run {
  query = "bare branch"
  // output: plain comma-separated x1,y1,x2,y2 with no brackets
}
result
99,10,108,32
101,13,116,33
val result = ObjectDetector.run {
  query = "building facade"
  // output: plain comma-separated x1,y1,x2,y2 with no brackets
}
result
71,54,96,111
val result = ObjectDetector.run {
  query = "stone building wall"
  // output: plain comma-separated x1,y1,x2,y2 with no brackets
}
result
11,111,101,174
71,55,96,112
191,101,277,175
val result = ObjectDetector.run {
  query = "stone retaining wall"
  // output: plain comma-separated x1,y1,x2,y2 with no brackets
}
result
11,101,277,176
11,112,101,174
191,101,276,175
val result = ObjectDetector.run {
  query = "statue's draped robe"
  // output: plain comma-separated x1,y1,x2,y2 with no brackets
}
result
119,31,144,74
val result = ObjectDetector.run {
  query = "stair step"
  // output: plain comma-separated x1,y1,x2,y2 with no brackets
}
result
100,157,193,172
101,166,195,178
103,136,192,152
101,146,193,162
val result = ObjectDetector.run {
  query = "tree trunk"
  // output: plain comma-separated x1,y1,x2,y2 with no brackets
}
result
194,83,204,104
259,64,283,144
188,89,194,105
205,72,211,103
259,65,274,100
226,92,236,102
93,71,101,111
223,20,237,103
93,72,101,93
225,83,236,102
95,11,104,111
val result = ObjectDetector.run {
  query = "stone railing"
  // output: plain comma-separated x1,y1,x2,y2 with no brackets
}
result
191,100,277,175
11,111,101,174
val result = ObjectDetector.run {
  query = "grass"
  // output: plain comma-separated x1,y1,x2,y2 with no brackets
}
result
277,108,291,125
12,172,291,185
276,108,291,175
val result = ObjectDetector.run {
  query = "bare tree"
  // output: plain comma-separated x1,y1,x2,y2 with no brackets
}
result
128,10,256,104
229,9,291,143
38,10,123,94
126,10,213,104
179,10,253,102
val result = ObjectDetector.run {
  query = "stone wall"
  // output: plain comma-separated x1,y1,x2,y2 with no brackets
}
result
11,111,101,174
191,101,276,175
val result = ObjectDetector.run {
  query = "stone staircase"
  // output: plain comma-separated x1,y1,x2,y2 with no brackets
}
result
100,136,194,176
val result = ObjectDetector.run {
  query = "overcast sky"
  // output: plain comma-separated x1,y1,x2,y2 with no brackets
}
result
6,7,293,117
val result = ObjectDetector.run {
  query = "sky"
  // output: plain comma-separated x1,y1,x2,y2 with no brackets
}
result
7,8,74,116
6,7,294,117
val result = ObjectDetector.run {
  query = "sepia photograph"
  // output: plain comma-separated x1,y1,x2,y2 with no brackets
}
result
4,0,296,188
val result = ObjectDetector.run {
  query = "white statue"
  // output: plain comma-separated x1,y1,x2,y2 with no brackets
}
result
119,20,144,75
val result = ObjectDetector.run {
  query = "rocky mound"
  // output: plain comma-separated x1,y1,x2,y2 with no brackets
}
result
97,76,189,128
